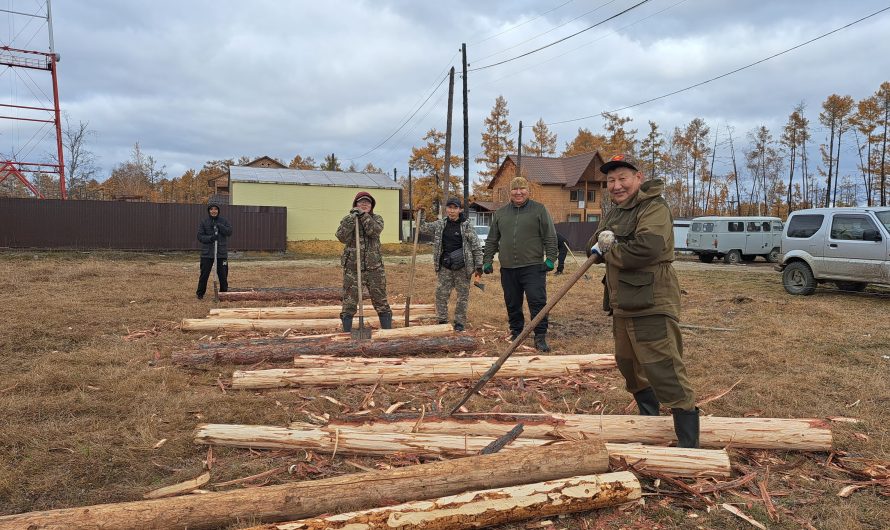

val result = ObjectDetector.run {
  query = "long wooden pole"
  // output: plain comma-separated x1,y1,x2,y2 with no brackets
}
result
0,441,609,530
209,304,434,320
251,472,640,530
450,252,599,413
404,209,423,326
181,314,430,332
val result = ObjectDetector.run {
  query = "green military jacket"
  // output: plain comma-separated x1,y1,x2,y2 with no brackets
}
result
336,212,385,271
483,199,558,269
587,179,681,319
418,215,484,278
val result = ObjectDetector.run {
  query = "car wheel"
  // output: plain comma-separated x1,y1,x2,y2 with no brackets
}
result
698,254,715,263
741,254,756,262
783,262,816,295
724,249,742,265
835,281,867,292
766,248,780,263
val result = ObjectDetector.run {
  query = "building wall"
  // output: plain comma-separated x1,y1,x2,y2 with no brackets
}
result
231,182,401,243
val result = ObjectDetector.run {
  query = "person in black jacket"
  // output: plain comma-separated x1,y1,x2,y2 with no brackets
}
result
555,231,569,274
196,203,233,299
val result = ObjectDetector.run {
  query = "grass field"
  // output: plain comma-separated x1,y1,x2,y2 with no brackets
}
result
1,249,888,529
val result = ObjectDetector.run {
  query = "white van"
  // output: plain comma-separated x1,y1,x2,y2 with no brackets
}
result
686,216,783,264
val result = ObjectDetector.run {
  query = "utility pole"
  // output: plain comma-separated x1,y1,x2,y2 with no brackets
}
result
462,43,470,210
393,167,397,182
408,166,413,238
705,128,718,214
443,66,455,204
517,121,523,180
728,125,742,216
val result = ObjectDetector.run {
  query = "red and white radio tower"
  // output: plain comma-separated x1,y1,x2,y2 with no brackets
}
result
0,0,64,199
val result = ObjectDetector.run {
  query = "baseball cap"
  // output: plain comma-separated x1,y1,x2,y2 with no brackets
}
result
600,154,639,174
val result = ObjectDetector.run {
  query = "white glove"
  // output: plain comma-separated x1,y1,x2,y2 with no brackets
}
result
598,230,616,253
590,242,604,257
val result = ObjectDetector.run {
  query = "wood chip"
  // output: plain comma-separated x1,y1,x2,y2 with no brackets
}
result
320,395,345,407
838,484,867,497
721,503,766,529
385,401,408,414
827,416,860,423
152,438,167,449
696,378,742,407
143,472,211,499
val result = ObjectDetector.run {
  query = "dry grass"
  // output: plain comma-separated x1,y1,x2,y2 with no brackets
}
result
1,249,889,529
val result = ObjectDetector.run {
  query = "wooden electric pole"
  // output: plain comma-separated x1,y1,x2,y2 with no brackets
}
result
444,66,455,204
517,120,523,179
462,43,470,209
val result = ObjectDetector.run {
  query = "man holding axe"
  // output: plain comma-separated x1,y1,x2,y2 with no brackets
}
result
417,197,483,332
588,154,698,448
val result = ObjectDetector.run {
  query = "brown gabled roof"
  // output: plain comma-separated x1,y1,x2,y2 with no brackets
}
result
245,156,287,169
489,152,602,189
470,201,502,212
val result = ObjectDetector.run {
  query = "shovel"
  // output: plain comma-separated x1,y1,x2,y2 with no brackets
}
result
211,226,220,302
351,216,372,340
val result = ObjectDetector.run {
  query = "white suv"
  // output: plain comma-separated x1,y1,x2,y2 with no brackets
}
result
778,207,890,295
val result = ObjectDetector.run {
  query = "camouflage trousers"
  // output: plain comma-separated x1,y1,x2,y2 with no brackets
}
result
613,314,695,410
435,267,471,325
341,267,391,317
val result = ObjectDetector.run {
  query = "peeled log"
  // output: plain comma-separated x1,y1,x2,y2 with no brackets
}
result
249,472,640,530
328,412,833,452
172,335,481,366
195,424,730,478
0,441,609,530
219,287,365,303
209,304,435,320
181,312,432,332
231,354,616,389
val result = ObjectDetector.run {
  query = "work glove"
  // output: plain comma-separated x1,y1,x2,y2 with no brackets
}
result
590,230,616,258
350,208,362,217
482,263,493,274
209,234,218,242
544,258,554,272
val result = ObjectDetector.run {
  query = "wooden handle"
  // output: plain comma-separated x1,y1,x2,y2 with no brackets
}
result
404,209,423,327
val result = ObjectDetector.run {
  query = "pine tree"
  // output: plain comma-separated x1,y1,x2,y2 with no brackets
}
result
602,112,637,155
523,118,557,157
411,129,463,217
321,153,342,171
288,155,317,169
638,121,665,177
474,95,515,199
562,128,607,156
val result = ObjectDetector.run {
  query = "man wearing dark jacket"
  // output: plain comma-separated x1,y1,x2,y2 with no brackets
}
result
555,231,569,274
196,203,233,299
482,176,558,351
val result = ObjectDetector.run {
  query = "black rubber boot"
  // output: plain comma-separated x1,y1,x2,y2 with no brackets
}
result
534,334,551,352
378,312,393,330
633,387,661,416
453,322,465,332
672,407,700,448
340,315,353,332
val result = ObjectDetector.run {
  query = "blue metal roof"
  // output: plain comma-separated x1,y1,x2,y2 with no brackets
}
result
229,166,400,190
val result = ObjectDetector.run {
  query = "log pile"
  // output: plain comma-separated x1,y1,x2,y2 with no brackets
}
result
208,304,435,320
245,472,640,530
181,311,433,332
0,441,610,530
219,287,366,303
327,412,833,451
172,334,481,366
194,423,731,478
230,353,616,389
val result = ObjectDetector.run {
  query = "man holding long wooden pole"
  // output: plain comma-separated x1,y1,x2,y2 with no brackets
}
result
588,154,699,448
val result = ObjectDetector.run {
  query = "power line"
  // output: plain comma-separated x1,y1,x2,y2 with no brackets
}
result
469,0,650,72
471,0,576,46
546,5,890,126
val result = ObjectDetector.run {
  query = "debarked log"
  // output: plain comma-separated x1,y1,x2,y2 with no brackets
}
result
327,412,833,452
219,287,366,303
195,424,731,478
181,313,431,332
172,335,481,366
208,304,435,320
245,472,640,530
0,441,609,530
231,354,616,389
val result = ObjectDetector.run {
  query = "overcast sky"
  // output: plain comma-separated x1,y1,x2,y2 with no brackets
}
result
2,0,889,185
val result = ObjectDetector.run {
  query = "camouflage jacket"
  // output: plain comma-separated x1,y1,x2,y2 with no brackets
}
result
336,212,385,271
418,215,484,278
587,179,681,319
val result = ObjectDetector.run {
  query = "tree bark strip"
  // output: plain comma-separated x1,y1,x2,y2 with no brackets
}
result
173,335,481,366
219,287,366,303
195,424,730,478
181,313,432,332
246,472,640,530
0,441,609,530
209,304,435,320
327,412,833,452
231,354,616,389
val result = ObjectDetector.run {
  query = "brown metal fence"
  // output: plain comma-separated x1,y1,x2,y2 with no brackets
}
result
0,198,287,251
554,221,599,252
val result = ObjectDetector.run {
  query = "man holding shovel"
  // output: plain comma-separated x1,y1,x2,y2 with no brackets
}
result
417,197,483,332
336,191,393,331
196,203,232,300
587,154,699,448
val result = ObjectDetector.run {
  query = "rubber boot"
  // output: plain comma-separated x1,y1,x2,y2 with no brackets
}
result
633,387,661,416
378,312,393,330
534,334,551,352
340,315,353,332
672,407,700,448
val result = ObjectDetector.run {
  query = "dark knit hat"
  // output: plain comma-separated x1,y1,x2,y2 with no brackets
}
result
352,191,376,210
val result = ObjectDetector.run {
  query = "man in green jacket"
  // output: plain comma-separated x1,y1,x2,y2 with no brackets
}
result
483,176,558,352
587,154,698,448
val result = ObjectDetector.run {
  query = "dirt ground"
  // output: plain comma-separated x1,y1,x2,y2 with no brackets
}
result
1,249,888,529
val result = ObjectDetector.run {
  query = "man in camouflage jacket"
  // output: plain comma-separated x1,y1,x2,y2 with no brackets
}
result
417,197,483,331
587,154,699,448
336,191,393,330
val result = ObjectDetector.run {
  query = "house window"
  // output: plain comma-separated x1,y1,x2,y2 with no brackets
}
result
497,188,508,202
475,212,492,227
586,214,600,222
567,213,581,222
569,190,582,201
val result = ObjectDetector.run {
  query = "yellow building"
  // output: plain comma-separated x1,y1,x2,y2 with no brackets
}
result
229,166,402,243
